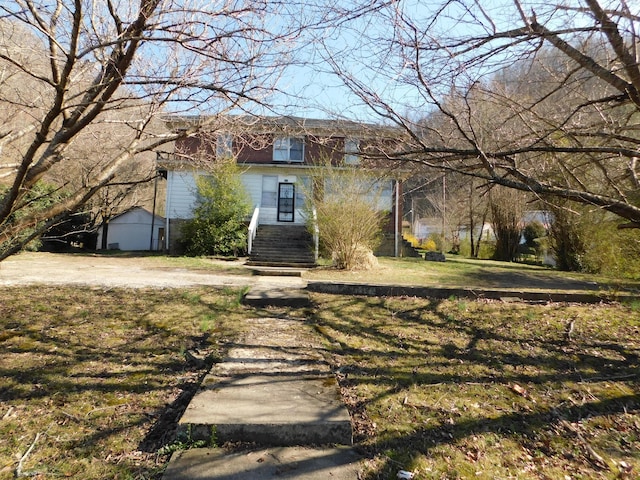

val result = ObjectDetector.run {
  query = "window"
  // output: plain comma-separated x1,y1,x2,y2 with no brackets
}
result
273,136,304,162
296,176,310,207
216,134,233,159
344,138,360,165
261,175,278,207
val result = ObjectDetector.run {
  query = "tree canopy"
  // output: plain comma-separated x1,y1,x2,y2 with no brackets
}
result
324,0,640,229
0,0,321,260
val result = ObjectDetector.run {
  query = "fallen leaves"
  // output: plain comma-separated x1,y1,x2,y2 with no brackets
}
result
509,383,536,403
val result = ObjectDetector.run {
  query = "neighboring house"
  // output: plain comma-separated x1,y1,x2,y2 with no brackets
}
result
415,216,497,242
522,210,553,230
413,218,441,241
96,207,165,251
160,115,404,262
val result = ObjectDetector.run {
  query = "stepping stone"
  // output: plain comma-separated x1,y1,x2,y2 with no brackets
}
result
177,375,353,446
242,286,310,308
163,446,361,480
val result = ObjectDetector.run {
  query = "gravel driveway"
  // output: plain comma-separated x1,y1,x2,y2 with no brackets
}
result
0,252,305,289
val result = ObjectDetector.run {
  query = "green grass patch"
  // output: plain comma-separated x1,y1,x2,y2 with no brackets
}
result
311,293,640,479
305,256,640,294
0,286,247,480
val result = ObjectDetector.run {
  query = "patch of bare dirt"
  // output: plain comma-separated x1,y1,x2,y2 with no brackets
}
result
0,252,304,290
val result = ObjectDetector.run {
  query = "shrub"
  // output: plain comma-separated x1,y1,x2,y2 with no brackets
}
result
490,187,524,262
422,238,438,251
548,201,640,278
523,221,547,247
428,232,447,253
549,205,586,271
520,221,548,262
404,233,420,248
181,162,250,256
308,161,387,270
459,238,495,259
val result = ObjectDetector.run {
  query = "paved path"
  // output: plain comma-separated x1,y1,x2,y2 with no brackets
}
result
163,315,360,480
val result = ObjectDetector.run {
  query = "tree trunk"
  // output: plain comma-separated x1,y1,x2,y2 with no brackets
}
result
101,221,109,250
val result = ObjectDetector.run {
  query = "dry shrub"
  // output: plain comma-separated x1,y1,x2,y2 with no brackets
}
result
333,244,379,270
309,162,388,270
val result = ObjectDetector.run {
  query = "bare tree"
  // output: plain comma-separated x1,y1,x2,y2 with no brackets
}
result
0,0,325,261
322,0,640,229
490,186,527,261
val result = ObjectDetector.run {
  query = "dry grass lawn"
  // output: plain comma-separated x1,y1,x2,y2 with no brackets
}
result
1,278,638,479
306,257,640,295
310,294,640,479
0,286,247,479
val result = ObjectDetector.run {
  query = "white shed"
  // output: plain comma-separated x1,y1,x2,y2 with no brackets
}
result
97,207,165,251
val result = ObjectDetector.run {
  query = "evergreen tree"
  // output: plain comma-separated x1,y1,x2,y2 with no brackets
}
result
181,162,250,256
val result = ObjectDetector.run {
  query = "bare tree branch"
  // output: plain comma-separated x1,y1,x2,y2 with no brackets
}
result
321,0,640,228
0,0,333,258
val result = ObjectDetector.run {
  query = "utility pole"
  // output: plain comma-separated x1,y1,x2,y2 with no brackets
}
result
441,174,446,252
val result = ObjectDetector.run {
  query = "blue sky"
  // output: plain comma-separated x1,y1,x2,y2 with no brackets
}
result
259,0,579,122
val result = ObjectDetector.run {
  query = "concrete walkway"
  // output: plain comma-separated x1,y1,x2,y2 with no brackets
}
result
162,306,360,479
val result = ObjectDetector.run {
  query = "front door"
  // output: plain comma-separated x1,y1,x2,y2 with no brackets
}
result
277,183,295,222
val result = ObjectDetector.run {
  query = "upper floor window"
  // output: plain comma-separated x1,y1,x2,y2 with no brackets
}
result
344,138,360,165
273,136,304,162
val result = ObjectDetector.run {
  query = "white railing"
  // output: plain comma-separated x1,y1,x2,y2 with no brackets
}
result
247,205,260,255
312,207,319,261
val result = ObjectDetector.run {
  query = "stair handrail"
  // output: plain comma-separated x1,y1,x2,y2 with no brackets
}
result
312,207,319,262
247,205,260,255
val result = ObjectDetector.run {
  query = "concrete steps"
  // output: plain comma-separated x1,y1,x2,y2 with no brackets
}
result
248,225,315,267
178,375,352,446
242,286,311,308
162,314,359,480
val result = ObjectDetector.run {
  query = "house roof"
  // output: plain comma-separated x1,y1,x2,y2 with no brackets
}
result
162,114,402,139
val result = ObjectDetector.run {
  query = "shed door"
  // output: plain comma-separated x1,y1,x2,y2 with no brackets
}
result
277,183,295,222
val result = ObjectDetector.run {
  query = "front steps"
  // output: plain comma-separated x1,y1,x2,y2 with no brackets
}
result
247,225,316,267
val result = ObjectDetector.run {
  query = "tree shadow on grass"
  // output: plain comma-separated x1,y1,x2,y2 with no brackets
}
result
309,294,640,478
0,286,242,479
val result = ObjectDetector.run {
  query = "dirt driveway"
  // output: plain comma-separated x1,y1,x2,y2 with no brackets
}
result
0,252,304,290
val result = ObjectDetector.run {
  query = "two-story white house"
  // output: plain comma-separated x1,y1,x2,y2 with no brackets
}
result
161,115,404,265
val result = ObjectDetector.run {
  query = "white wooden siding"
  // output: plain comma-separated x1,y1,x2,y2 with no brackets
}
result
166,170,197,219
240,173,262,208
237,166,311,225
165,165,385,228
97,208,164,251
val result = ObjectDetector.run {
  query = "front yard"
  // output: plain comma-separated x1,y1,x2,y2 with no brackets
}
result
312,294,639,479
1,279,638,479
305,256,640,295
0,286,246,479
